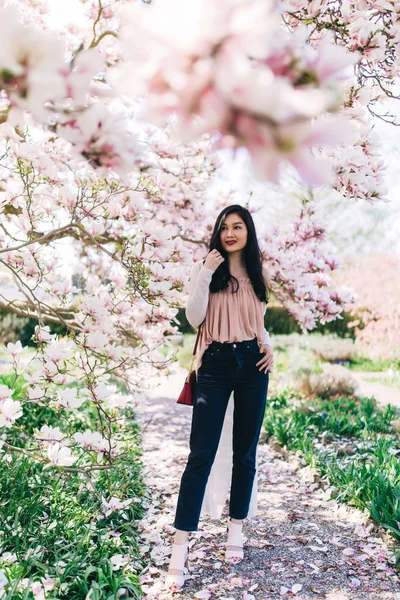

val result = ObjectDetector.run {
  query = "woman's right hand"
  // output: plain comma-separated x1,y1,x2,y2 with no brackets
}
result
204,249,225,273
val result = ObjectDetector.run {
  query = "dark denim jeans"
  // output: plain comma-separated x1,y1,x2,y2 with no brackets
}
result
173,337,269,532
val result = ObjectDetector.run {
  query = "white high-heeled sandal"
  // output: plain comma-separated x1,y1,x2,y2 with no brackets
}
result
165,540,189,592
225,519,244,563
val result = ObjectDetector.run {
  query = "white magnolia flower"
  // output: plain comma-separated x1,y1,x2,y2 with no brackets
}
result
105,393,132,410
0,384,13,400
28,386,45,400
110,553,130,571
80,296,110,317
102,496,133,517
47,443,77,466
0,398,23,428
56,388,84,410
105,344,124,362
86,331,110,350
35,325,55,343
35,425,65,444
92,383,111,401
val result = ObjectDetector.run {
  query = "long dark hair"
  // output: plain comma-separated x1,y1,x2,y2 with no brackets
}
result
205,205,269,303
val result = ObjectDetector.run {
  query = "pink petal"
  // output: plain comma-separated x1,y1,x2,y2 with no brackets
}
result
195,590,212,599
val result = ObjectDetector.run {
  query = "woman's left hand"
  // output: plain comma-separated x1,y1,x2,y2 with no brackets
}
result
256,344,274,374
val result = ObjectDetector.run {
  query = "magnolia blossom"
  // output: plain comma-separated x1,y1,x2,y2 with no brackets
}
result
6,340,23,357
0,385,13,401
105,392,133,410
0,398,23,428
261,200,356,329
74,430,108,453
86,330,111,350
285,0,400,99
44,340,74,364
47,442,77,466
92,383,112,402
28,386,45,401
109,553,130,571
117,0,355,185
102,496,133,517
56,103,141,176
56,388,85,410
0,6,66,122
34,425,65,445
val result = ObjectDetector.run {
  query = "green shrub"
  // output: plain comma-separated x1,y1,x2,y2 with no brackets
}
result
0,373,147,599
293,369,357,398
0,440,146,600
347,356,400,372
177,333,197,370
310,337,357,362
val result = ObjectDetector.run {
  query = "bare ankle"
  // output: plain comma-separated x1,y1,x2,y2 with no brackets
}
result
174,529,189,544
230,518,243,524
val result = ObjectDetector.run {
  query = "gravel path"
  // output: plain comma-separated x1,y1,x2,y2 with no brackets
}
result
135,366,400,600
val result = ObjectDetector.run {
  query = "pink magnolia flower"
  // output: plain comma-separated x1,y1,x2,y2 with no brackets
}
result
74,430,108,452
44,340,74,363
56,103,140,175
0,7,67,123
28,386,45,401
117,0,354,185
6,340,23,357
101,496,133,517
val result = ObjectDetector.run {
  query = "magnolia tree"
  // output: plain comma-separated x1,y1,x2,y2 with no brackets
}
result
0,0,397,481
339,254,400,359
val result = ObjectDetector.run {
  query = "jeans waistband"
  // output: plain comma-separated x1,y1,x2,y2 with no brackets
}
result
208,337,258,350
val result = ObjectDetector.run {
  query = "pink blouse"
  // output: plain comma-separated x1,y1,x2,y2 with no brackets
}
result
185,261,271,374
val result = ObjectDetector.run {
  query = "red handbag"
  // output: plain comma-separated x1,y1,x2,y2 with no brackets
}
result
177,326,202,407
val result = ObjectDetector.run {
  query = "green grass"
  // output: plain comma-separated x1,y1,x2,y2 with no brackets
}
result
0,374,148,599
346,357,400,372
366,373,400,390
263,391,400,556
177,333,196,370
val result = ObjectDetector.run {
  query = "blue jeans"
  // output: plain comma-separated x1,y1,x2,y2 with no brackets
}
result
173,337,269,532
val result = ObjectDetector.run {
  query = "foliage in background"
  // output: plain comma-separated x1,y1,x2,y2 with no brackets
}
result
293,368,357,398
0,309,67,347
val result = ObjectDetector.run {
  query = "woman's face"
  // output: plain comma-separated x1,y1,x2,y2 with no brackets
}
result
219,212,248,253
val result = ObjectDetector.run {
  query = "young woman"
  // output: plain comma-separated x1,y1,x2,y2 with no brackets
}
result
165,205,274,593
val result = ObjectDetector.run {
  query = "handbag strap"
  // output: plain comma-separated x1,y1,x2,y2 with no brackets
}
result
192,323,203,356
186,322,203,377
